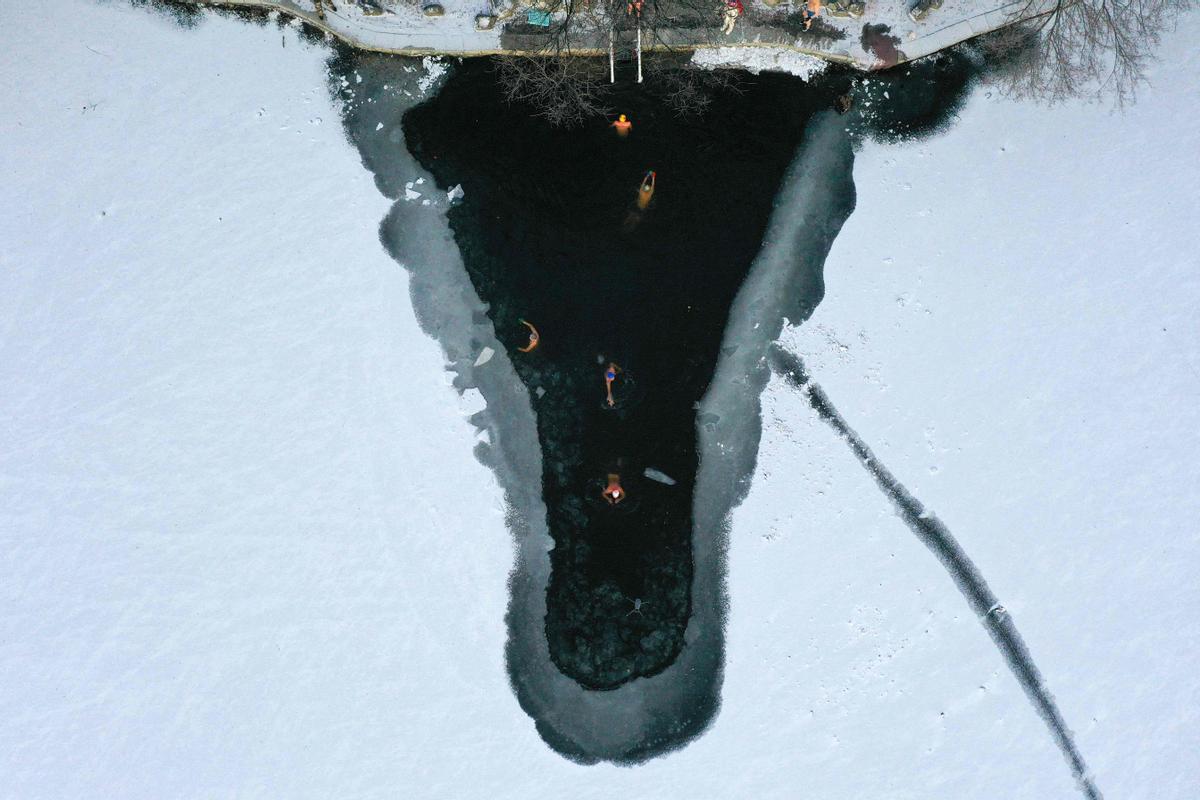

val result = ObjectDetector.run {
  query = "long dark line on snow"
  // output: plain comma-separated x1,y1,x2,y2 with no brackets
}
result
768,344,1101,800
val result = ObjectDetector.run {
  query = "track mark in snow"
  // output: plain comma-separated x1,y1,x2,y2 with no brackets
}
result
769,344,1102,800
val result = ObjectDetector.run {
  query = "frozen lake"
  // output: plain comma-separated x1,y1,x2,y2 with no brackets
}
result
2,1,1197,798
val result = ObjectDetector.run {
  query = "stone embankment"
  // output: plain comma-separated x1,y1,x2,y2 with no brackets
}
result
191,0,1053,69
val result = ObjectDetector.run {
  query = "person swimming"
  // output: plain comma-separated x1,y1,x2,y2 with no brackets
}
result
602,473,626,505
636,170,655,210
611,114,632,137
604,362,621,407
517,319,540,353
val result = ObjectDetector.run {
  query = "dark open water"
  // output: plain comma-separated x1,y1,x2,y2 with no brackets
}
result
124,5,1102,784
327,43,1008,762
398,53,980,691
403,62,841,689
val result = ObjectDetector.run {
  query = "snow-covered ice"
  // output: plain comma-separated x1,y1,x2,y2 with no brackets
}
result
1,0,1198,798
737,14,1200,799
691,45,827,79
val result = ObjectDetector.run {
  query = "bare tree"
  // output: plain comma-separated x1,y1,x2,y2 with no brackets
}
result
495,53,612,125
983,0,1193,106
643,52,744,116
494,0,736,125
494,0,616,125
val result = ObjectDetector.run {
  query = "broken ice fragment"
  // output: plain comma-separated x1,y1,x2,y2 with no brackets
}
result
447,184,465,202
474,346,495,367
643,468,677,486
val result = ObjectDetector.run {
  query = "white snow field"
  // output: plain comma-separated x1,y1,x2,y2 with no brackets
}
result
747,16,1200,800
2,2,1198,800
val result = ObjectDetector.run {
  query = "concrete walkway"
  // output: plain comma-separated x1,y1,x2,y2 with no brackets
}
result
196,0,1054,68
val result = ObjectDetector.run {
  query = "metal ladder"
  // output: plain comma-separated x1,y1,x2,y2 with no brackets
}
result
608,17,643,83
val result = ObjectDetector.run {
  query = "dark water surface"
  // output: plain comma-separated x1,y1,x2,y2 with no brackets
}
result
402,62,841,689
328,44,999,762
126,4,1103,784
331,45,1098,793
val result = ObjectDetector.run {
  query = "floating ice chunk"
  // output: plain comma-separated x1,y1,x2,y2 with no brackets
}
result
376,122,384,131
474,346,495,367
643,468,677,486
416,178,425,185
417,57,448,95
405,187,421,201
447,184,465,202
535,386,546,398
690,46,826,80
460,387,486,415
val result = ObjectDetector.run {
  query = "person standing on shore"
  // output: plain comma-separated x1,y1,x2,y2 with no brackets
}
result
721,0,743,35
801,0,821,29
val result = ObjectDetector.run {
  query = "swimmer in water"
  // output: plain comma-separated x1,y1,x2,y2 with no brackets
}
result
611,114,632,137
517,319,540,353
604,362,621,407
636,170,656,210
603,473,625,505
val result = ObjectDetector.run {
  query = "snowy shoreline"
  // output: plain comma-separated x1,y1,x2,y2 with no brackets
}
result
187,0,1056,70
4,2,1198,797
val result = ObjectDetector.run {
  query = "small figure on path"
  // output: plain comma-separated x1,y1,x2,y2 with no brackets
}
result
626,0,644,16
721,0,743,35
603,473,626,505
518,319,540,352
611,114,633,137
801,0,821,29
